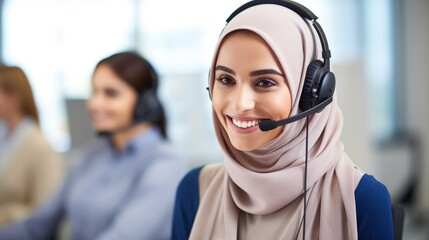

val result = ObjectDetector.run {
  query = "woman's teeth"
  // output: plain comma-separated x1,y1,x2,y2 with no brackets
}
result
232,118,260,129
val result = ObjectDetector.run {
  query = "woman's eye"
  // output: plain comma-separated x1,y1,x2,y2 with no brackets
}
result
105,89,118,97
216,76,235,86
255,79,276,88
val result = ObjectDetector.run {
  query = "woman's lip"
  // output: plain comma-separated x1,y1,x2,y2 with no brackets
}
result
227,116,261,134
227,115,264,121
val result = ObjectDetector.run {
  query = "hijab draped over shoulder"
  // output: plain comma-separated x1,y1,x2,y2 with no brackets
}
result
190,4,363,240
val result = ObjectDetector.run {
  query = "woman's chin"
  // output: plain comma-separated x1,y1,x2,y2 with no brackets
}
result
92,125,114,132
230,139,261,152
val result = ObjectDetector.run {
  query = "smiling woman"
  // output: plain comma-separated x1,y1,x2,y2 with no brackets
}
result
171,1,394,240
0,52,185,240
87,64,139,137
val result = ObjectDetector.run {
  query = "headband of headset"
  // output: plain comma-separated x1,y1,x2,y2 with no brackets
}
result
226,0,331,69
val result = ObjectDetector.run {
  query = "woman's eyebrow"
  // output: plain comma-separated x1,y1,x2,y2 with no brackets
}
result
250,69,284,77
215,65,284,78
215,65,235,75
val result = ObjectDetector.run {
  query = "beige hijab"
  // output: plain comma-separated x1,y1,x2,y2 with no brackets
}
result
190,3,363,240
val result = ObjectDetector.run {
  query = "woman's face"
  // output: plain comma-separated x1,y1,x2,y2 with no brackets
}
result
87,64,138,132
212,31,292,151
0,88,17,119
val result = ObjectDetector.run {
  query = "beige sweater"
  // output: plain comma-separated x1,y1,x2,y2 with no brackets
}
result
0,124,64,226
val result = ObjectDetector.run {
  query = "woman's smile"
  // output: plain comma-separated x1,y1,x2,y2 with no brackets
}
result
212,30,292,151
227,115,262,134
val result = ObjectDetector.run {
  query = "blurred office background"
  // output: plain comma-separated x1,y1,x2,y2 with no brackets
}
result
0,0,427,238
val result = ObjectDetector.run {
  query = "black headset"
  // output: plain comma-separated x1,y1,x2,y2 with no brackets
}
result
208,0,336,114
133,58,163,125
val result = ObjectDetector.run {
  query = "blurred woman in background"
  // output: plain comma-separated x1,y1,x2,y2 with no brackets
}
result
0,52,184,240
0,66,63,226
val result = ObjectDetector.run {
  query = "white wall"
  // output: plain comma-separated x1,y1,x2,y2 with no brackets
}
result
335,60,376,175
402,0,429,219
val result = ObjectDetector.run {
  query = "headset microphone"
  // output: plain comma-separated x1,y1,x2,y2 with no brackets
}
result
259,97,333,131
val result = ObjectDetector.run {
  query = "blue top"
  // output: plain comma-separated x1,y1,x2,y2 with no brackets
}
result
172,166,394,240
0,127,185,240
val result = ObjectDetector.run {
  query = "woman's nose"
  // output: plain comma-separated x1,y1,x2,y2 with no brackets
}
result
233,85,255,113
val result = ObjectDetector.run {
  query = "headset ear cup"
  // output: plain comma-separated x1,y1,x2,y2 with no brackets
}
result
299,60,323,111
318,71,336,102
134,90,162,123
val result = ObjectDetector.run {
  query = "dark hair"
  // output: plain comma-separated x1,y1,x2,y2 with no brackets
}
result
0,66,39,125
95,51,167,138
